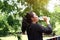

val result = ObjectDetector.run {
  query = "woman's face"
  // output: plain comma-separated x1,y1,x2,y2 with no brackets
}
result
31,12,39,23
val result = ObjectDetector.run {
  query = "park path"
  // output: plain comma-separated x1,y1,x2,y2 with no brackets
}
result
21,35,49,40
0,35,18,40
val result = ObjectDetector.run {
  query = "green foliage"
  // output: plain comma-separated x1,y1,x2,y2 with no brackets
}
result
0,1,22,39
7,15,14,26
7,15,21,32
0,0,60,39
0,20,9,36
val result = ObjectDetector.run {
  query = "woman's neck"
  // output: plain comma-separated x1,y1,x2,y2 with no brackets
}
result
32,22,36,24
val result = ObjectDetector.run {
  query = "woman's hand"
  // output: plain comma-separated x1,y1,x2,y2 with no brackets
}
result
43,16,50,24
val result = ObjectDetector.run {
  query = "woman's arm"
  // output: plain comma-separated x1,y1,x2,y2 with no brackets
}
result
42,24,52,34
37,23,52,34
42,16,52,34
38,16,52,34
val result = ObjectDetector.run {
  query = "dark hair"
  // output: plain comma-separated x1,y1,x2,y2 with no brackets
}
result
25,12,34,24
22,11,34,34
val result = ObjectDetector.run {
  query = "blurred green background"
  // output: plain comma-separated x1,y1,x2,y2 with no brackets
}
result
0,0,60,40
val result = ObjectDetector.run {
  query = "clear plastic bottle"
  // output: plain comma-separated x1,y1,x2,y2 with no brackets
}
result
39,16,50,21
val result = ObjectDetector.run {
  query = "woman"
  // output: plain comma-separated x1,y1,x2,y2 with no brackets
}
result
22,11,52,40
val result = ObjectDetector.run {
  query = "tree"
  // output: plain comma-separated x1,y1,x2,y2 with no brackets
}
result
0,0,22,40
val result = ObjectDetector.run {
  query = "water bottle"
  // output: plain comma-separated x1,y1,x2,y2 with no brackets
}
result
39,16,44,20
39,16,50,21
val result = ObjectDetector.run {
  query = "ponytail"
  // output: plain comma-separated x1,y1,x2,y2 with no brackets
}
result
21,12,34,34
